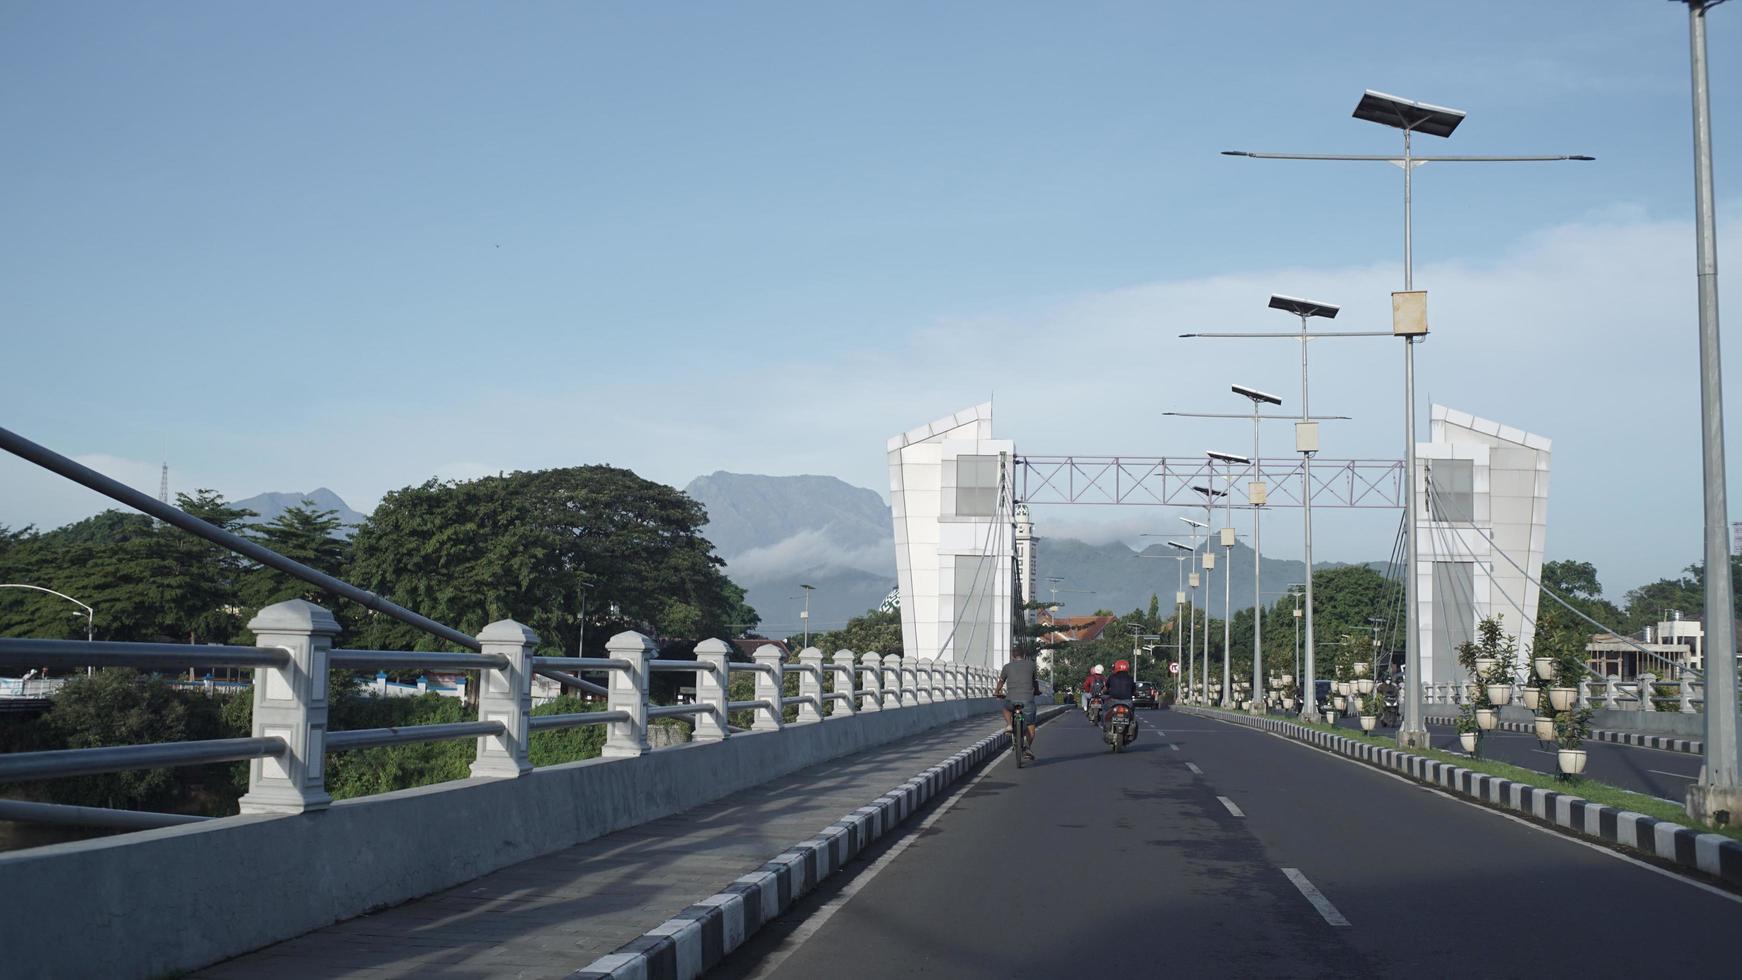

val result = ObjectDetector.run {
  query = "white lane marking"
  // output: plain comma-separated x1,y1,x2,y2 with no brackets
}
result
740,745,1004,979
1185,762,1203,775
1281,868,1350,927
1169,743,1180,752
1217,796,1245,818
1253,727,1742,908
1648,769,1696,781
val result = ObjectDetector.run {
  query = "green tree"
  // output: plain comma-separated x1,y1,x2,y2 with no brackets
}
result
238,502,355,631
811,607,902,654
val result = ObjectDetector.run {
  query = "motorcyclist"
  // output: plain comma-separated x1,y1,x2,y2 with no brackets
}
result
1083,664,1107,714
1101,659,1139,740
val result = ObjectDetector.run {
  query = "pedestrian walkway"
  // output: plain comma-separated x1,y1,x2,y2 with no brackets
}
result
196,713,1008,979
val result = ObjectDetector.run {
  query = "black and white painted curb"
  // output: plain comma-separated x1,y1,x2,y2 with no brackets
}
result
1423,713,1703,756
568,706,1066,980
1185,707,1741,890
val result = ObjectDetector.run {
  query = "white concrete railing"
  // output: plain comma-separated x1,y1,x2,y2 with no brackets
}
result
1422,669,1706,714
0,598,999,822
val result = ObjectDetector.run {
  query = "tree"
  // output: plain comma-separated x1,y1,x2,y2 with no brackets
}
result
238,502,354,631
347,466,754,654
811,607,902,655
1534,559,1623,651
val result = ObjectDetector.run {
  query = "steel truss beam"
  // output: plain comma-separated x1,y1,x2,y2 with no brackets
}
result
1013,456,1404,509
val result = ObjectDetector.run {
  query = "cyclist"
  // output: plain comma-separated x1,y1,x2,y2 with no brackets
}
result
995,648,1040,762
1100,659,1139,739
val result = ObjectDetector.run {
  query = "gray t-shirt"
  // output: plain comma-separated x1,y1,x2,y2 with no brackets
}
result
998,658,1039,701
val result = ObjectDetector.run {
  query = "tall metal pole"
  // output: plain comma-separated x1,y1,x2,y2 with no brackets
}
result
1223,464,1234,707
1176,557,1186,702
1299,312,1320,721
1251,408,1264,714
1399,124,1430,750
1684,0,1741,826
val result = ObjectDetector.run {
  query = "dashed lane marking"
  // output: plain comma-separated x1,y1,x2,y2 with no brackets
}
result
1185,762,1203,775
1217,796,1244,818
1282,868,1350,927
1169,743,1180,752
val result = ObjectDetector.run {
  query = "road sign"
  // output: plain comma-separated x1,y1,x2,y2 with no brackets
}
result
1169,662,1181,675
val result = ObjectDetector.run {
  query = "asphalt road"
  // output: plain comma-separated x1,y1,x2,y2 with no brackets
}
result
1320,714,1702,801
715,707,1739,980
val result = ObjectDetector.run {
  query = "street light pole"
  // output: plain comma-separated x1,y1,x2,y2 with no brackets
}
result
1679,0,1741,828
0,583,94,676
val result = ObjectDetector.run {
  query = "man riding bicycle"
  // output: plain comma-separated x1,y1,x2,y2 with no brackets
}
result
995,648,1040,762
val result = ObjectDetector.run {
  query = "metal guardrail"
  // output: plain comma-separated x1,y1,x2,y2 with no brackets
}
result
325,721,504,752
0,638,289,671
0,736,286,782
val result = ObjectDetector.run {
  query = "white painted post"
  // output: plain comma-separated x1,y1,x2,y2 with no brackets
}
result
884,654,906,707
753,644,785,731
470,619,537,778
797,646,825,723
858,651,883,711
1640,672,1659,713
945,662,961,700
602,631,654,757
1680,667,1698,713
830,649,857,716
239,600,336,815
915,659,933,704
1604,674,1621,710
692,638,732,742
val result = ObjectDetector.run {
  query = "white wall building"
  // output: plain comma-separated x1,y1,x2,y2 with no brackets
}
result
888,403,1015,669
1415,405,1551,685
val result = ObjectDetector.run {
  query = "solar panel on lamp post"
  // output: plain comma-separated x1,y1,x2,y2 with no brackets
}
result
1223,92,1593,751
1233,387,1281,716
1674,0,1739,829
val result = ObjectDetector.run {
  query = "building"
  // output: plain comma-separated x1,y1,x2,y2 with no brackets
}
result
1585,631,1694,677
887,403,1016,670
1415,406,1551,685
1014,503,1037,624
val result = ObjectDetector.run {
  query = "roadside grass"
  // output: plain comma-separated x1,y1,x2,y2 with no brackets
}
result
1199,708,1742,844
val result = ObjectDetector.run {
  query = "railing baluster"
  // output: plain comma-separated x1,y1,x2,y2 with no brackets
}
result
692,639,732,741
470,620,537,778
753,644,785,731
830,649,857,716
602,632,655,757
238,600,336,815
859,650,883,712
796,647,824,724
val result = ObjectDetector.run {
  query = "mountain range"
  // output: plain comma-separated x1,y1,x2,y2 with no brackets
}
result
234,488,369,536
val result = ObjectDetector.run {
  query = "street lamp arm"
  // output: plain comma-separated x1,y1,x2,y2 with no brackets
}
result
0,583,92,617
1181,331,1393,338
1223,150,1594,163
1162,412,1351,420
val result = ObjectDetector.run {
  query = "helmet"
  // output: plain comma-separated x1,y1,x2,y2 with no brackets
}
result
1092,664,1105,675
1114,659,1131,673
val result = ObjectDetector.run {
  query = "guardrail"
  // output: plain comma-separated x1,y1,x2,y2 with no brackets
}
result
1422,668,1706,714
0,599,997,827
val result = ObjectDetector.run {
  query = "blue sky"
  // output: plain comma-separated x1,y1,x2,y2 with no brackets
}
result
2,1,1739,596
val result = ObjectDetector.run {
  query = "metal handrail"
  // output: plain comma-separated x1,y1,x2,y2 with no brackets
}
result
0,736,286,782
648,660,719,673
528,709,631,731
0,424,481,652
647,703,712,719
532,657,633,672
729,662,777,674
331,649,508,671
0,638,290,671
533,667,609,698
0,799,210,831
781,695,820,708
727,699,773,711
326,721,503,752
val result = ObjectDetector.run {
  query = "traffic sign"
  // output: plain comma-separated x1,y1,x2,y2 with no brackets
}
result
1169,662,1180,675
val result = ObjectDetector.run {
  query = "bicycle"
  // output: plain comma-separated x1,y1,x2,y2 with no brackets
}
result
1009,700,1027,768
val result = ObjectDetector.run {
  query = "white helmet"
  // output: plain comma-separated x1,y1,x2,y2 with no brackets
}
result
1092,664,1105,675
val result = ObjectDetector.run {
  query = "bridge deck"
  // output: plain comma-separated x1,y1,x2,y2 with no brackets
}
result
715,709,1740,979
197,714,1006,979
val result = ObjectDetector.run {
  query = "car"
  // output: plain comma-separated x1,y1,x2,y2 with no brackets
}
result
1133,682,1159,709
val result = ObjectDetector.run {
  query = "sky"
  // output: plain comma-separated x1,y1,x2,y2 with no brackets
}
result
2,1,1739,598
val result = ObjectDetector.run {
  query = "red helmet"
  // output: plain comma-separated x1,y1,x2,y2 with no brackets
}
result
1114,659,1131,673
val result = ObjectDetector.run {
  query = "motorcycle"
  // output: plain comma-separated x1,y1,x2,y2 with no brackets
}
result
1104,702,1137,752
1087,694,1105,725
1378,686,1401,728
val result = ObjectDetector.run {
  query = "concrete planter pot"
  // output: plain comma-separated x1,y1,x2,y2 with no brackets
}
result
1459,731,1479,753
1548,687,1579,711
1557,748,1588,775
1475,708,1499,731
1466,682,1482,700
1353,662,1369,678
1485,684,1512,706
1355,678,1375,695
1359,714,1377,732
1332,695,1347,711
1282,697,1296,710
1521,687,1542,711
1533,717,1556,742
1282,674,1294,685
1474,657,1497,679
1534,657,1555,681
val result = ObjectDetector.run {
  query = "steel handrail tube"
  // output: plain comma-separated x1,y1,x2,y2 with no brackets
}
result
0,425,481,651
532,657,632,672
0,637,290,671
330,650,509,671
0,799,210,831
648,660,719,673
326,721,503,752
727,699,773,711
532,667,610,698
528,709,631,731
729,662,776,674
0,736,285,782
647,703,712,719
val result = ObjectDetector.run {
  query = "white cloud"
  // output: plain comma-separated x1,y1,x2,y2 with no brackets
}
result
723,527,893,583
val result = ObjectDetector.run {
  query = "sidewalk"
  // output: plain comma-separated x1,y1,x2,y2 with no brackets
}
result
196,713,1009,979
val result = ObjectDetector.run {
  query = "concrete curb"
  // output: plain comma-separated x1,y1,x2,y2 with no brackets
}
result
569,705,1067,980
1423,713,1703,756
1183,707,1742,891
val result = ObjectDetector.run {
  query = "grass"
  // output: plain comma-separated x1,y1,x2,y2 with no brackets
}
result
1193,707,1742,844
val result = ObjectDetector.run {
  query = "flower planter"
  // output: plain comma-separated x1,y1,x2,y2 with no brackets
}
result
1557,748,1588,776
1466,682,1482,700
1475,708,1499,731
1484,683,1512,706
1353,661,1369,678
1533,717,1556,742
1474,656,1497,679
1325,710,1339,723
1459,731,1479,753
1282,674,1294,685
1332,696,1347,711
1359,714,1377,732
1548,687,1579,711
1533,657,1555,681
1282,697,1296,710
1521,687,1541,711
1355,678,1375,695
